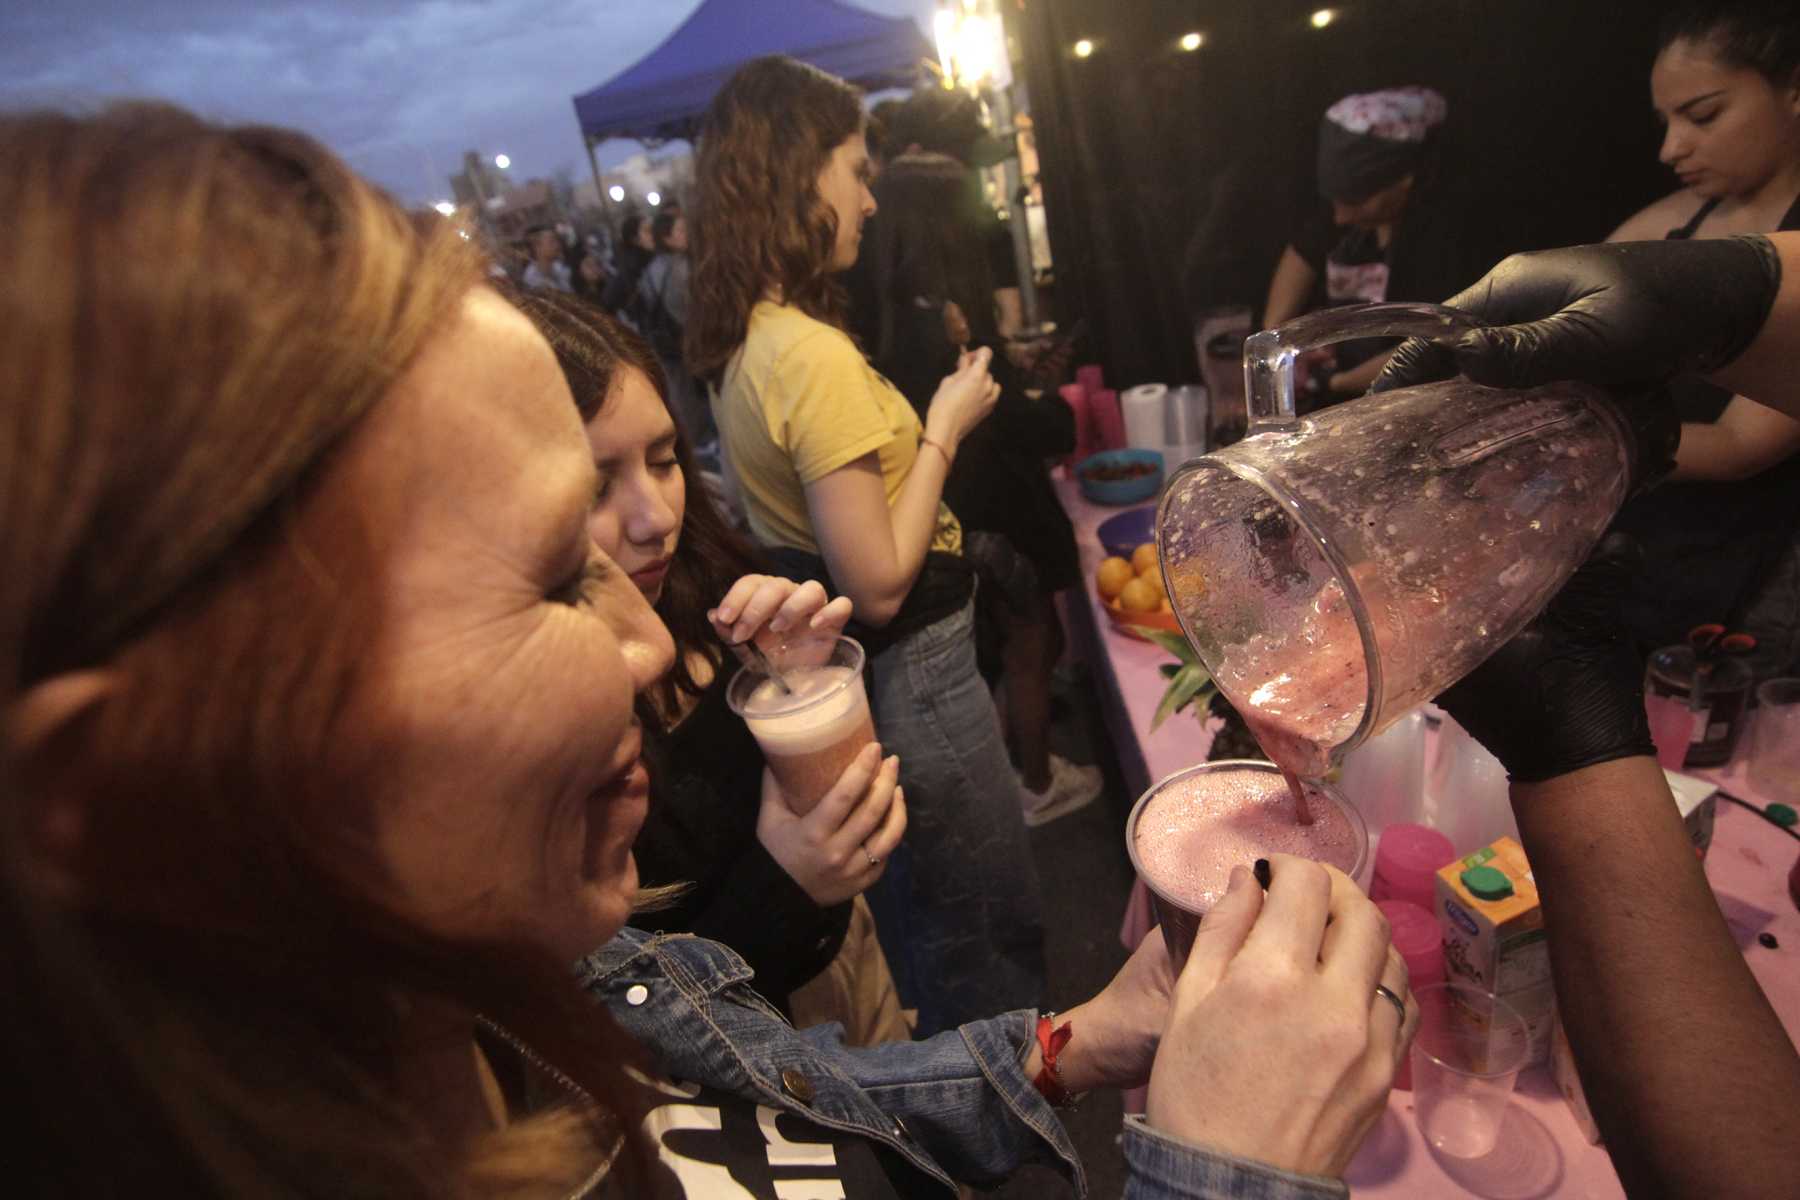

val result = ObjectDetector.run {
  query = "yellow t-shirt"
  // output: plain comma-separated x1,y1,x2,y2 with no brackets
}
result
713,301,961,556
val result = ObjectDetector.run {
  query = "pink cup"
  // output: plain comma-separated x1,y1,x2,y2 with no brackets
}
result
1645,690,1693,770
1376,897,1445,1091
1076,363,1105,395
1090,388,1125,450
1059,382,1093,469
1370,823,1456,912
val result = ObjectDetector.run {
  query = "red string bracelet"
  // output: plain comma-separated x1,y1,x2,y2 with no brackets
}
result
1033,1012,1078,1108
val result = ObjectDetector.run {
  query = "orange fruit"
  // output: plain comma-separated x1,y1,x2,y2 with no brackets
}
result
1119,576,1162,613
1096,556,1134,599
1131,543,1159,576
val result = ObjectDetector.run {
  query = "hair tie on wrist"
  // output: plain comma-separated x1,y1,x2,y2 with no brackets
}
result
920,435,953,467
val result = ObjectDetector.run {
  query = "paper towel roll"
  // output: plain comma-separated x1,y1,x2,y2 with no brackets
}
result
1121,383,1168,450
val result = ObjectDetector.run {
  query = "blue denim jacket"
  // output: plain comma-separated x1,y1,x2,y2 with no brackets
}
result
578,929,1346,1199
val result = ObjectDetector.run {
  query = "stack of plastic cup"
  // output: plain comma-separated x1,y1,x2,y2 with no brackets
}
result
1370,822,1456,911
1089,388,1124,449
1058,382,1094,469
1376,897,1445,1090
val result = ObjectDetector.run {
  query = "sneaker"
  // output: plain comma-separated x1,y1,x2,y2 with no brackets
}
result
1020,754,1104,827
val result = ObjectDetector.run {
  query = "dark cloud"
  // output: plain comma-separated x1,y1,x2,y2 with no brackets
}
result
1,0,932,202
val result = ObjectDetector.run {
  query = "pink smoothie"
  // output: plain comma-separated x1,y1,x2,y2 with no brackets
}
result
1132,765,1363,913
1213,577,1370,781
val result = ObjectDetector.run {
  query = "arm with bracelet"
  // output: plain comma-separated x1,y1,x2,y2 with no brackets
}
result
804,346,999,627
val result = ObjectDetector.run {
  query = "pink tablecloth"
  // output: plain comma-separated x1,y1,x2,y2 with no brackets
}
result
1055,472,1800,1198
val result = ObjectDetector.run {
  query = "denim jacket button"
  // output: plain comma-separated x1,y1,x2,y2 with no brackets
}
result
780,1068,815,1105
892,1116,912,1141
625,984,649,1007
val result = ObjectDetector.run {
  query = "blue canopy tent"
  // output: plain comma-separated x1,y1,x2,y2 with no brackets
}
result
572,0,934,148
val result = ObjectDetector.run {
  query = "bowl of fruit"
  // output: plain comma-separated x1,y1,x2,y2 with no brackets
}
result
1077,448,1164,506
1095,542,1183,639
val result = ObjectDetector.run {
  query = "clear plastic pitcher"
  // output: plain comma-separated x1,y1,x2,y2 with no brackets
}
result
1157,302,1667,778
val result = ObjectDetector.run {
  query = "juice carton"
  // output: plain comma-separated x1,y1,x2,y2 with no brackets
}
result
1550,1014,1601,1144
1435,837,1555,1066
1664,769,1718,859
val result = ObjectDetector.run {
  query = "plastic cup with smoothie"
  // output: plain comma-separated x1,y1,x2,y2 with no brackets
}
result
1127,760,1370,971
726,635,875,816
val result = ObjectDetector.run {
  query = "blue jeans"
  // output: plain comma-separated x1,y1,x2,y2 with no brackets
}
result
865,600,1048,1036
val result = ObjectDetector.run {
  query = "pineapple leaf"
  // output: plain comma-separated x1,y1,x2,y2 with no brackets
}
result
1138,627,1202,665
1150,664,1215,732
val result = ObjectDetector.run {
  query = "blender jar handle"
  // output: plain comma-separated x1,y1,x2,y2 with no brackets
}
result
1244,302,1483,433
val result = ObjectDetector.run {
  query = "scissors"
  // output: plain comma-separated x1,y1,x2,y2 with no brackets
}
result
1685,624,1756,712
1686,623,1757,662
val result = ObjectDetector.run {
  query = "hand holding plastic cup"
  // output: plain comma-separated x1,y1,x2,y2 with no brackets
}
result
1410,982,1531,1158
726,635,875,817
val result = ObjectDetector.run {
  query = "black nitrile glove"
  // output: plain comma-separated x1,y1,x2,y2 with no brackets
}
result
1435,533,1655,784
1371,235,1782,395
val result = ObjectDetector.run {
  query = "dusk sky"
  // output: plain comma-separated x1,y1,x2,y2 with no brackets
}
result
0,0,935,203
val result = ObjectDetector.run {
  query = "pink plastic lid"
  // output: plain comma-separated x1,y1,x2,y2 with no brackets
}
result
1376,823,1456,877
1376,898,1444,986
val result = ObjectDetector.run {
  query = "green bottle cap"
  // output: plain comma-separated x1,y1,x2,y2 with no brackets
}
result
1767,803,1798,828
1461,864,1514,901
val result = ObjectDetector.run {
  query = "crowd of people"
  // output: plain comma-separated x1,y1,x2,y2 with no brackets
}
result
5,2,1800,1198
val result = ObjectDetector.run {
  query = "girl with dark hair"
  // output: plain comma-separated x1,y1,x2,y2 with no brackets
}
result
868,150,1095,825
1606,0,1800,677
1,100,1412,1200
687,54,1047,1036
510,290,910,1044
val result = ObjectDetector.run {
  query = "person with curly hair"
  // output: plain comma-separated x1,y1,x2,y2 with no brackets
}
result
685,55,1046,1036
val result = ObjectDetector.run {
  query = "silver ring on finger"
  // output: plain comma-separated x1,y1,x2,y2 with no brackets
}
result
863,846,881,868
1373,983,1407,1027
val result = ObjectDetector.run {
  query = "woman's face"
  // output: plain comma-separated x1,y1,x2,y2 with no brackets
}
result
1652,37,1800,200
331,290,675,963
816,132,877,271
1331,174,1414,229
583,366,685,605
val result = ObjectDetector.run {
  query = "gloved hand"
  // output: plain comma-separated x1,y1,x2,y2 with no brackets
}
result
1371,236,1782,394
1435,533,1655,784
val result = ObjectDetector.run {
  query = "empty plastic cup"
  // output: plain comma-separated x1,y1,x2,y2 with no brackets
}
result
1411,982,1531,1158
1748,678,1800,805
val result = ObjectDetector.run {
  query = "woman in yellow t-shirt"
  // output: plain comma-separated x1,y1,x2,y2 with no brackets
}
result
687,55,1047,1036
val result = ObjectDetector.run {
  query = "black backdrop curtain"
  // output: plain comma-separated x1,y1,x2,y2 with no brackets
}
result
1016,0,1680,389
